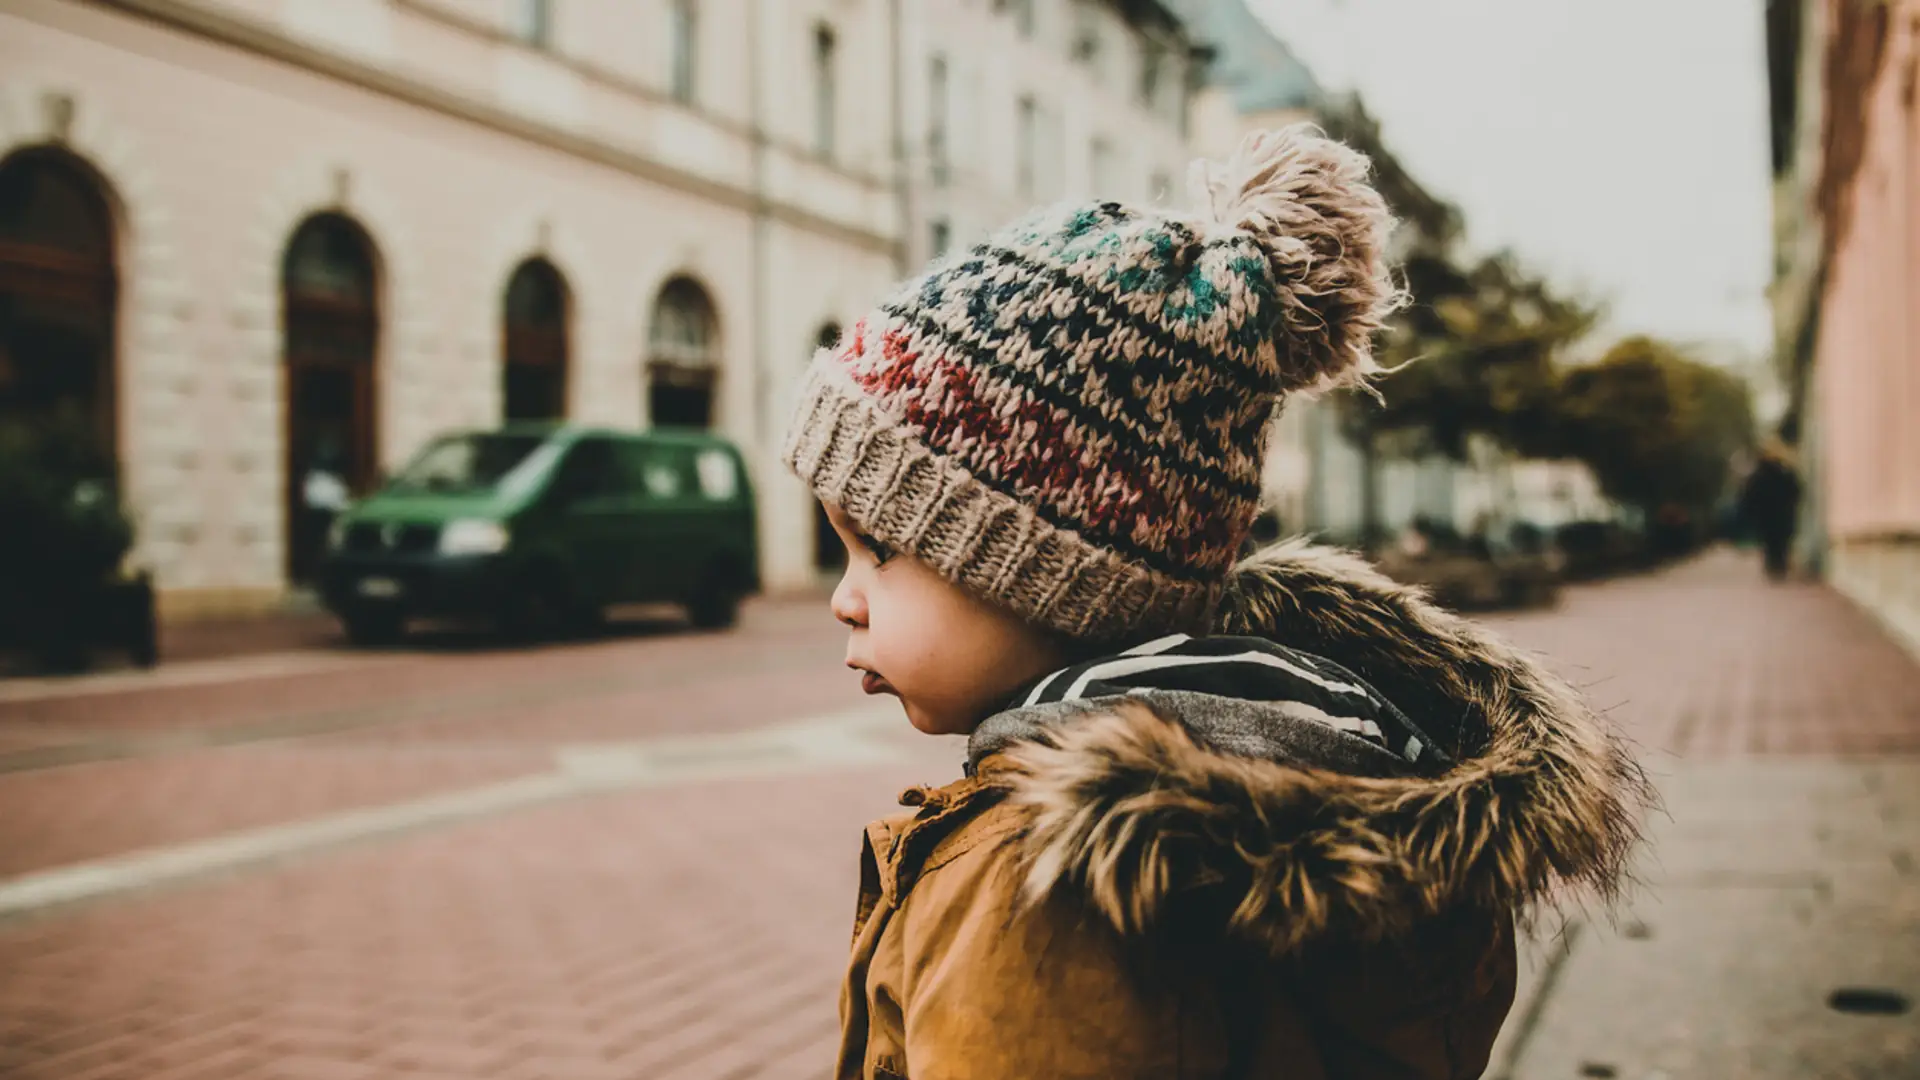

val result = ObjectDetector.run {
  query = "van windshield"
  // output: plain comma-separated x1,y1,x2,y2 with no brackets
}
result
388,433,552,495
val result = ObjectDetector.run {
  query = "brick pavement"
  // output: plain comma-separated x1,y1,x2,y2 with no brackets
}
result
0,599,862,870
0,745,548,878
158,610,343,667
1482,552,1920,756
0,759,953,1080
0,549,1915,1079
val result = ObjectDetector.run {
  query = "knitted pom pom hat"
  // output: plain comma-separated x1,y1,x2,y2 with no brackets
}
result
783,126,1401,642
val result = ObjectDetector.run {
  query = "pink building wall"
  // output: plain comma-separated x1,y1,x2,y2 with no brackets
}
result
1816,0,1920,542
1812,0,1920,657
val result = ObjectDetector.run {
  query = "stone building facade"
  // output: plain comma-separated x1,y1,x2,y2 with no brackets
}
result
0,0,1223,621
0,0,903,617
898,0,1200,269
0,0,1205,618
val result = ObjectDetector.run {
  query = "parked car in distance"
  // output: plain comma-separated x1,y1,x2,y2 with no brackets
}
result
318,424,758,646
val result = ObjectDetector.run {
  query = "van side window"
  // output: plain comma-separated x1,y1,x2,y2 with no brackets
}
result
617,441,694,500
694,449,739,500
640,454,684,498
551,438,620,503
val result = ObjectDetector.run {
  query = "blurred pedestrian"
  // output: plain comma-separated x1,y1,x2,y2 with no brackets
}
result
1738,438,1803,582
784,127,1648,1079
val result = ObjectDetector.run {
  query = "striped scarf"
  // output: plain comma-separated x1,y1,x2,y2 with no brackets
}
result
971,634,1449,776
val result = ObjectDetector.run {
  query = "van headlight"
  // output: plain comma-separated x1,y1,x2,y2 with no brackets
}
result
439,519,511,556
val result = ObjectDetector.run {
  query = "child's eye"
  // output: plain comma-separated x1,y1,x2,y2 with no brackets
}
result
857,533,895,566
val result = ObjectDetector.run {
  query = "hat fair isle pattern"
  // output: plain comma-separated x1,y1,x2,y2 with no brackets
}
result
784,127,1401,641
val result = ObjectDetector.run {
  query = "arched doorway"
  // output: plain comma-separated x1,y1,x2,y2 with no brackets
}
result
0,148,119,475
282,212,379,585
646,276,718,429
502,258,569,421
810,321,846,573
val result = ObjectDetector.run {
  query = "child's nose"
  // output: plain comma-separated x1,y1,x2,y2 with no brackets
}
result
830,573,867,628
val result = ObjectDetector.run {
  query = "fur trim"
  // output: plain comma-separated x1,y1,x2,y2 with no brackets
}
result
999,538,1653,954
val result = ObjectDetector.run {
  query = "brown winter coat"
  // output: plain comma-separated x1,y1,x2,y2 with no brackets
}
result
833,541,1649,1080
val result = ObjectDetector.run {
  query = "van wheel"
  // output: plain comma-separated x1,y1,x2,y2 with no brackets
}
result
343,608,405,648
687,565,741,630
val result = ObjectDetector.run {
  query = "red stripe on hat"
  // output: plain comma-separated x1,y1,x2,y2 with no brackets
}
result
843,329,1242,570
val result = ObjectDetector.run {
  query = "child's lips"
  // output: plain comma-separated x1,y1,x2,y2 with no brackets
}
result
860,671,897,697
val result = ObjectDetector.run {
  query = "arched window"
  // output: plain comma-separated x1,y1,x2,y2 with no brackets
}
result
282,212,379,584
0,147,119,474
647,276,719,429
502,258,569,421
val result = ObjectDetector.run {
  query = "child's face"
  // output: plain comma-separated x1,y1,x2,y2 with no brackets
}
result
823,503,1069,736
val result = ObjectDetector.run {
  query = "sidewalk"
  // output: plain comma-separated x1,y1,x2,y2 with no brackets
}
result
1492,757,1920,1079
1484,552,1920,1078
158,607,342,665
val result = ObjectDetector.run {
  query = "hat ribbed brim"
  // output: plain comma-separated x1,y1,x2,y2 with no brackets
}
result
782,359,1216,642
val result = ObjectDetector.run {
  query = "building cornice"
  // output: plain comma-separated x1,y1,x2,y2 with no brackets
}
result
83,0,901,256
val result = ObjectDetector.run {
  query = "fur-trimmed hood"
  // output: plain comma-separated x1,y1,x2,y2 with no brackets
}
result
972,539,1651,955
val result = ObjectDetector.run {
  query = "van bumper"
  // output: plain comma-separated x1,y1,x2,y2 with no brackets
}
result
317,553,516,620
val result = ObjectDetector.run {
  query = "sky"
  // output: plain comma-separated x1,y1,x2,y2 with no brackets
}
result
1250,0,1778,358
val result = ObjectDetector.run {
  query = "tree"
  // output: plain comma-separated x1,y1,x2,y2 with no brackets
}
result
1550,336,1757,518
1308,99,1754,547
1367,251,1599,460
1312,96,1597,540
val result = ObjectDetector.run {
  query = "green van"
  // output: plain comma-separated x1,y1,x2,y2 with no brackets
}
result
317,424,759,645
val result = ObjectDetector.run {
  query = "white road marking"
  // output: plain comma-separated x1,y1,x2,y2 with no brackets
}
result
0,704,914,920
0,651,407,705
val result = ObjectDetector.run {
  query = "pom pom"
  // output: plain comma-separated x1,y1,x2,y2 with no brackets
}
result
1189,125,1404,396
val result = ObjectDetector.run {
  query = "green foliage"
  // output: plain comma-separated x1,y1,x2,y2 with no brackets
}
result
1315,97,1597,461
1549,336,1757,514
1368,251,1600,459
1311,95,1755,526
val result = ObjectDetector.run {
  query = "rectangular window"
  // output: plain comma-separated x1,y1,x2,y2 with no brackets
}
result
1139,37,1164,107
997,0,1034,37
1090,137,1115,194
1173,57,1191,137
929,54,950,186
616,442,699,501
554,437,618,503
515,0,553,48
671,0,697,103
930,219,952,259
1017,95,1037,198
814,23,837,158
1071,1,1100,66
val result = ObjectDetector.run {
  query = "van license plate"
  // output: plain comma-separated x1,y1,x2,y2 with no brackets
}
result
356,577,402,599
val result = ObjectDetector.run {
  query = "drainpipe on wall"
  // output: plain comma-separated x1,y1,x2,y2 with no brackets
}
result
747,0,770,451
746,0,777,594
888,0,912,278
